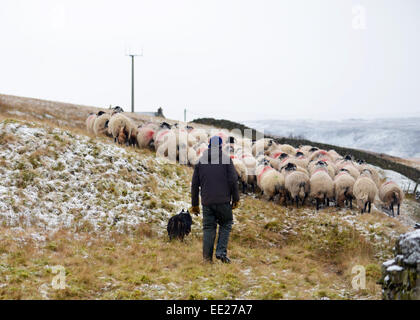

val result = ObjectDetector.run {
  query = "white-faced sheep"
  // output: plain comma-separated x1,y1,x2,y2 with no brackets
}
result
333,168,356,208
309,161,334,210
255,162,285,201
379,181,404,216
353,169,378,214
282,162,310,208
93,112,111,137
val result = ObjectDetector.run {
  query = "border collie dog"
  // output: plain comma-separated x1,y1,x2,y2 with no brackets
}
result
167,209,192,241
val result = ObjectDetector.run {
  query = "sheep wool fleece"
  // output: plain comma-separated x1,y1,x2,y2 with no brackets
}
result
202,203,233,261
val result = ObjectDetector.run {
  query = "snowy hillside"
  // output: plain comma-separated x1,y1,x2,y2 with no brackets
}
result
0,117,414,300
0,119,192,235
243,118,420,159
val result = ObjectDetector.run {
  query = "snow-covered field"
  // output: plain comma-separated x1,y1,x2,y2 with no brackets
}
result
243,118,420,159
0,120,191,235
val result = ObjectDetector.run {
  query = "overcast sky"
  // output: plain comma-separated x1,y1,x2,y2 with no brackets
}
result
0,0,419,121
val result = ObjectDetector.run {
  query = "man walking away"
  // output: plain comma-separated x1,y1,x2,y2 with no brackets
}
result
190,136,240,263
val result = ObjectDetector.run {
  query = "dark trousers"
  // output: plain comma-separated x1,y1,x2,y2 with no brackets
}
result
202,203,233,261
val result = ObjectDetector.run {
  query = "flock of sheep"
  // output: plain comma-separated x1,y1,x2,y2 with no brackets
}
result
86,108,404,217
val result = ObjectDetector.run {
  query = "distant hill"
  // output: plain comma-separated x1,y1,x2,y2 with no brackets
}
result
244,118,420,159
192,117,420,182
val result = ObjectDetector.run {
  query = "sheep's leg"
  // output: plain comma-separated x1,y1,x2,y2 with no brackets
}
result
316,198,319,211
302,193,307,206
242,182,247,194
362,202,367,214
390,203,395,217
295,196,299,209
368,202,371,213
350,198,353,209
345,199,348,207
397,203,400,216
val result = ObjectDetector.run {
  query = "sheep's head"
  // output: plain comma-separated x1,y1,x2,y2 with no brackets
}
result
279,153,288,160
296,151,304,157
316,160,327,167
160,122,172,129
340,168,350,173
268,139,274,147
113,106,124,113
309,147,319,153
118,127,127,144
97,111,106,117
344,155,353,161
284,162,297,172
357,159,366,165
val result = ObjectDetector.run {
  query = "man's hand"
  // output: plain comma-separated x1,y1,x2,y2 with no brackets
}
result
232,201,240,210
190,206,200,215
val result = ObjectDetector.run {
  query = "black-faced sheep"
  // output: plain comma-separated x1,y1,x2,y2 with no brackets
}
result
282,162,310,208
379,181,404,216
308,159,335,180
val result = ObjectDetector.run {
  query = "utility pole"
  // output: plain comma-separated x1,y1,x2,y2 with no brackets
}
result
126,49,143,113
184,108,187,123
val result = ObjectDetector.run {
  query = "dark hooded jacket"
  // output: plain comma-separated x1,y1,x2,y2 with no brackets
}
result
191,147,240,207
